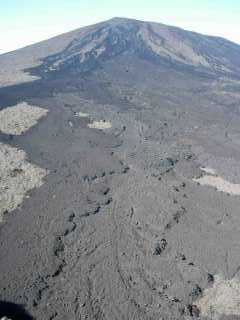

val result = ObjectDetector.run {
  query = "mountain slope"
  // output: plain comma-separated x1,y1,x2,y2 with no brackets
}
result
35,17,240,77
1,17,240,88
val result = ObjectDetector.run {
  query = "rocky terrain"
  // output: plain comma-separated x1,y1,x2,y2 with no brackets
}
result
0,17,240,320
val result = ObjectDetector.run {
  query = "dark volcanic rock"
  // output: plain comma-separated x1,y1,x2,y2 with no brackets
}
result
1,16,240,320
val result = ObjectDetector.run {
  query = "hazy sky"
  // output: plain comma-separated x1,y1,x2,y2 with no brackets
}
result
1,0,240,54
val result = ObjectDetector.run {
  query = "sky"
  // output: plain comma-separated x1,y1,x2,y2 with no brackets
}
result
0,0,240,54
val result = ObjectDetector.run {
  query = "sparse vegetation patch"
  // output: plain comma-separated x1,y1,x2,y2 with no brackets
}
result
0,143,48,222
88,120,112,130
0,102,48,135
196,274,240,319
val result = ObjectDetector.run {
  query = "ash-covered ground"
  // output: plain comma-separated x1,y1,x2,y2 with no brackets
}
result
1,18,240,320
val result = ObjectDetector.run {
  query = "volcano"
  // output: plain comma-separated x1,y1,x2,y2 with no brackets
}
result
0,18,240,320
